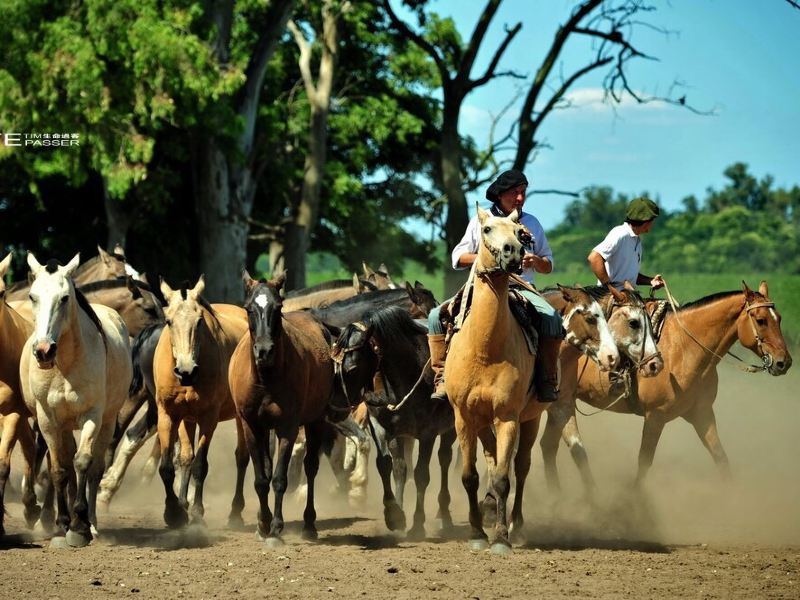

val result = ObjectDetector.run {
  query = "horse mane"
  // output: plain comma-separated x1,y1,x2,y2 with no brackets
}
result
364,305,427,343
177,288,221,327
78,277,154,295
323,288,409,309
72,254,122,278
74,287,108,349
673,290,742,313
285,278,376,298
129,322,163,395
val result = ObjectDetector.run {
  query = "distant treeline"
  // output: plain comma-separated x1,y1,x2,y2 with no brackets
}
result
548,163,800,274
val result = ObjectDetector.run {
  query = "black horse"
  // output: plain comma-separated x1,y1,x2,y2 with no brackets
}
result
310,282,437,328
332,305,456,540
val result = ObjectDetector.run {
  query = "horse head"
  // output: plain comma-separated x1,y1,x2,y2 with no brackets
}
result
242,270,285,370
606,282,664,377
558,284,619,372
476,207,526,274
27,252,81,369
160,276,207,386
405,281,438,318
363,262,398,290
331,320,379,408
739,281,792,376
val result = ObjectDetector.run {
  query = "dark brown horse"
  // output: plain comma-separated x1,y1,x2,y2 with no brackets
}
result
229,271,339,547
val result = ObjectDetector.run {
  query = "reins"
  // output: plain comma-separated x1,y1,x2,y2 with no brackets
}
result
661,280,773,373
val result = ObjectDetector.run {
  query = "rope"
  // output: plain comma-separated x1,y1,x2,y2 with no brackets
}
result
386,357,432,412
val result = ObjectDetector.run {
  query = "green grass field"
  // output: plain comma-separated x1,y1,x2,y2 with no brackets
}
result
307,259,800,348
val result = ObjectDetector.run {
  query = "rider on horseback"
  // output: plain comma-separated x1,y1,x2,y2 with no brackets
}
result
426,169,565,402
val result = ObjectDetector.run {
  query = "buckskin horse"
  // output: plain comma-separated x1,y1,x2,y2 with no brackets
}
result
20,253,132,547
153,276,249,528
229,271,340,547
0,253,40,536
543,281,792,488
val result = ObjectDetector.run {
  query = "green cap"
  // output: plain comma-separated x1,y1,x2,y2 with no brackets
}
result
625,197,660,221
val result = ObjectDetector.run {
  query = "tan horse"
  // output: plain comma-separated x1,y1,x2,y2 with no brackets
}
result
362,262,398,289
444,207,538,554
283,276,375,312
229,272,338,546
0,253,40,536
544,281,792,486
153,276,248,528
20,253,132,547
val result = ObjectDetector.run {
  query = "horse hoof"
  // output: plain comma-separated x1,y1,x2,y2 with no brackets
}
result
263,536,285,549
164,508,189,529
490,542,513,556
24,505,42,528
50,536,70,549
227,515,245,530
406,525,426,541
301,528,318,541
384,505,406,532
469,538,489,552
65,530,92,548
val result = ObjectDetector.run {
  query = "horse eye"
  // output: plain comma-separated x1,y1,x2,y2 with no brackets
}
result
165,319,172,326
629,320,641,329
585,315,597,325
483,226,491,234
756,318,767,326
60,296,69,304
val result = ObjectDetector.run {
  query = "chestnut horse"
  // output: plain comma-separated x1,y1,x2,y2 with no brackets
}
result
153,276,249,528
0,253,40,536
229,272,339,546
20,253,132,547
543,281,792,487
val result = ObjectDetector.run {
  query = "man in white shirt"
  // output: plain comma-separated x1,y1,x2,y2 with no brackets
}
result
587,197,665,291
427,169,564,402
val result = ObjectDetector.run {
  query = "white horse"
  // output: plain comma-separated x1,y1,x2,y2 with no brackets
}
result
20,253,132,547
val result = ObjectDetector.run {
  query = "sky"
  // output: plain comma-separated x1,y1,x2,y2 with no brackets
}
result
403,0,800,230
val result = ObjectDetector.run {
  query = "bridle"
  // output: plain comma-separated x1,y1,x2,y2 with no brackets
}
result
605,292,662,372
331,321,383,409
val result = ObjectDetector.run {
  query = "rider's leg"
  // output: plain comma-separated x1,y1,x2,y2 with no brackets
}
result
521,291,564,402
427,298,453,402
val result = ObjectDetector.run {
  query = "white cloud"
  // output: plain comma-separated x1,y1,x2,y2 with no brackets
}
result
563,87,669,113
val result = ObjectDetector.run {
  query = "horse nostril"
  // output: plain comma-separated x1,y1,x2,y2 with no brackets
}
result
776,361,785,370
503,244,511,253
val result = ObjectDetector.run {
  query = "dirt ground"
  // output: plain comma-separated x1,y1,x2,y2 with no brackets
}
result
2,362,799,599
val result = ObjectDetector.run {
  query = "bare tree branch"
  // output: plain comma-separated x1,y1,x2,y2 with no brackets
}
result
467,21,523,90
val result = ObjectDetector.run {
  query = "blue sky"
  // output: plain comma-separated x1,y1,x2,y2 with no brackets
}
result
406,0,800,230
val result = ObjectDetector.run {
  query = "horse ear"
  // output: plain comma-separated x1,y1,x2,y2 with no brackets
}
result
622,280,636,292
97,245,112,265
405,281,419,303
271,270,287,291
477,204,489,225
126,276,143,299
160,277,174,300
758,280,769,297
27,252,43,275
508,208,521,223
379,263,390,275
0,252,12,278
64,253,80,278
113,243,126,259
138,272,149,285
362,262,375,278
742,280,755,301
414,280,424,289
352,273,361,292
190,275,205,298
557,284,573,303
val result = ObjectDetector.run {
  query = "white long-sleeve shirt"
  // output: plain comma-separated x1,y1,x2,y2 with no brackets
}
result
451,210,553,285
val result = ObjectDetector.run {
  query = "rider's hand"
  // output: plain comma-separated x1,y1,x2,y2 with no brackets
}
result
522,253,538,271
650,274,665,290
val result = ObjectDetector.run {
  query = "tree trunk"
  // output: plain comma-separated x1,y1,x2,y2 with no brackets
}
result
103,177,132,251
441,107,470,297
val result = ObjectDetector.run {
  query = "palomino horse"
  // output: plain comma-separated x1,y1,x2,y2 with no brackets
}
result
544,281,791,487
539,283,664,495
0,253,40,536
332,305,457,539
444,207,540,554
229,272,339,546
20,253,132,547
78,277,164,337
6,246,131,302
283,276,377,312
362,262,399,289
153,277,249,528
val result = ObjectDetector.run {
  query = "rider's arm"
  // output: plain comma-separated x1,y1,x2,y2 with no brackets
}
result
451,216,479,270
587,250,611,285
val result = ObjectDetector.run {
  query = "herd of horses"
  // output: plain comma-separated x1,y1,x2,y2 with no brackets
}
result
0,214,792,553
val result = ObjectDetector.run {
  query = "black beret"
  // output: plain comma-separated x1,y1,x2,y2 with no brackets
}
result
486,169,528,202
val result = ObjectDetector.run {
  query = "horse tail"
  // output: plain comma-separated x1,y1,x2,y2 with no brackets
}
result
129,322,162,396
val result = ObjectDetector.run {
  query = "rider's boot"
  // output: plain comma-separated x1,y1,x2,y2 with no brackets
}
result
427,333,448,402
535,335,562,402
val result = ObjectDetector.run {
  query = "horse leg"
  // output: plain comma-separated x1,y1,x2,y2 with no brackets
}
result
157,409,187,528
86,419,115,536
684,405,731,480
66,410,104,547
407,435,435,541
266,424,299,546
241,418,272,541
635,413,666,486
561,413,597,497
477,427,498,528
489,418,519,554
436,428,456,533
510,417,540,540
98,407,156,507
17,416,41,528
0,412,22,536
41,425,73,539
369,417,405,531
33,424,55,532
301,421,324,541
188,419,218,525
455,414,487,550
347,432,370,509
227,416,250,529
105,389,147,468
177,421,196,511
540,410,564,494
141,436,161,483
388,437,407,509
